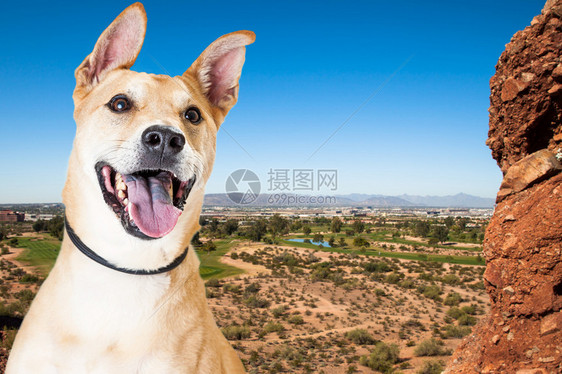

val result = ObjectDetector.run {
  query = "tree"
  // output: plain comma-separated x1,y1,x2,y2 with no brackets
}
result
339,237,346,247
207,219,220,237
222,219,239,236
328,236,336,248
330,217,342,233
444,216,454,229
47,216,64,240
247,219,268,242
289,220,302,232
433,225,449,243
353,220,365,234
191,231,203,247
353,237,369,248
202,240,217,254
457,217,469,231
312,233,324,243
33,220,46,232
414,221,430,237
269,214,289,237
302,225,311,235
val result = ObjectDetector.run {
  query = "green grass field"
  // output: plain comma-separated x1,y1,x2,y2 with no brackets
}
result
8,234,245,280
279,239,485,266
196,239,245,280
12,235,61,275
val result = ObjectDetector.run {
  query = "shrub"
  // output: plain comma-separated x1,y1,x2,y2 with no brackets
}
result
443,324,472,338
288,315,304,325
446,307,465,320
0,329,17,350
416,359,445,374
385,272,402,284
263,322,285,333
414,338,451,357
244,282,261,294
222,283,241,294
360,342,400,373
441,274,460,285
205,278,221,287
402,319,424,330
271,305,287,318
346,328,376,345
444,292,462,306
418,285,442,301
244,295,271,308
461,304,478,315
221,325,250,340
457,314,477,326
399,278,416,289
353,237,370,248
20,274,39,284
363,261,391,273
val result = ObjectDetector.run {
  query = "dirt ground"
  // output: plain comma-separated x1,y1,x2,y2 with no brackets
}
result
208,243,488,373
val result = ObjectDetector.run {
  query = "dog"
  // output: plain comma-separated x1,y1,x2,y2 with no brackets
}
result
6,3,254,373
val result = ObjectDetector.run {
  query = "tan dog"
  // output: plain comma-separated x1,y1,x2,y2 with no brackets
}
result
6,3,253,373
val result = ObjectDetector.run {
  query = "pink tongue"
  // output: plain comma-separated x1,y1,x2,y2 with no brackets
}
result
123,172,181,238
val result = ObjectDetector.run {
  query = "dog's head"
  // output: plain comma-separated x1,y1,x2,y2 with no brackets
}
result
64,3,254,246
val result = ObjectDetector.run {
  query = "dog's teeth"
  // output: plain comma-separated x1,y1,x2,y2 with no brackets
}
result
114,173,128,192
118,190,126,199
115,173,124,186
123,198,129,206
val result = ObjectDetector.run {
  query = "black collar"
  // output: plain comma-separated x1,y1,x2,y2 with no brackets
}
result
64,218,188,275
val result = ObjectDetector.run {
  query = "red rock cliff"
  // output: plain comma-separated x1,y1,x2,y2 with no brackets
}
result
446,1,562,373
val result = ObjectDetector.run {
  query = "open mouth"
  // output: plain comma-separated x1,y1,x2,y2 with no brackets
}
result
95,162,196,239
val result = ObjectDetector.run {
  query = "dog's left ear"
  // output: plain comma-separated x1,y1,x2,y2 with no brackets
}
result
74,3,147,98
184,31,255,118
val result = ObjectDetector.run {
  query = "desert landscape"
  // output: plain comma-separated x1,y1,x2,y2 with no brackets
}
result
0,212,489,373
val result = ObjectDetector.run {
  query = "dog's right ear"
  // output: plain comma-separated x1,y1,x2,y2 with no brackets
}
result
74,3,147,98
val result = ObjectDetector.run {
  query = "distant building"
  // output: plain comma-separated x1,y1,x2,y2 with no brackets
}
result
0,210,25,222
24,213,55,222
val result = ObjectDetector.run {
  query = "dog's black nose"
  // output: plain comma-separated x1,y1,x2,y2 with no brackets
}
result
141,125,185,156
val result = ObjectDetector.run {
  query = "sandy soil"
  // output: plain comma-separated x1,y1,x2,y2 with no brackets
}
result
208,242,488,373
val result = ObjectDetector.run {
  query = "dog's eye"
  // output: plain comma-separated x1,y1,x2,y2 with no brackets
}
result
184,107,202,124
108,95,131,112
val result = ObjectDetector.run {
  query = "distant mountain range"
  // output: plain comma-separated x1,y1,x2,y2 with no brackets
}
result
203,193,495,208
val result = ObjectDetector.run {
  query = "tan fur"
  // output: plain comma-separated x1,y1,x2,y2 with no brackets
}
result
6,3,254,373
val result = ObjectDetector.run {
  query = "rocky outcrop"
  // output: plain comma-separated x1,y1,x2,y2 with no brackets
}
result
486,0,562,174
446,1,562,373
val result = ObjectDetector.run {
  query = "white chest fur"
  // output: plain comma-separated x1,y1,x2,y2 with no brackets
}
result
7,249,181,374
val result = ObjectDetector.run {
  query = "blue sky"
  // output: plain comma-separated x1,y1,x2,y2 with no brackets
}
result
0,0,545,203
